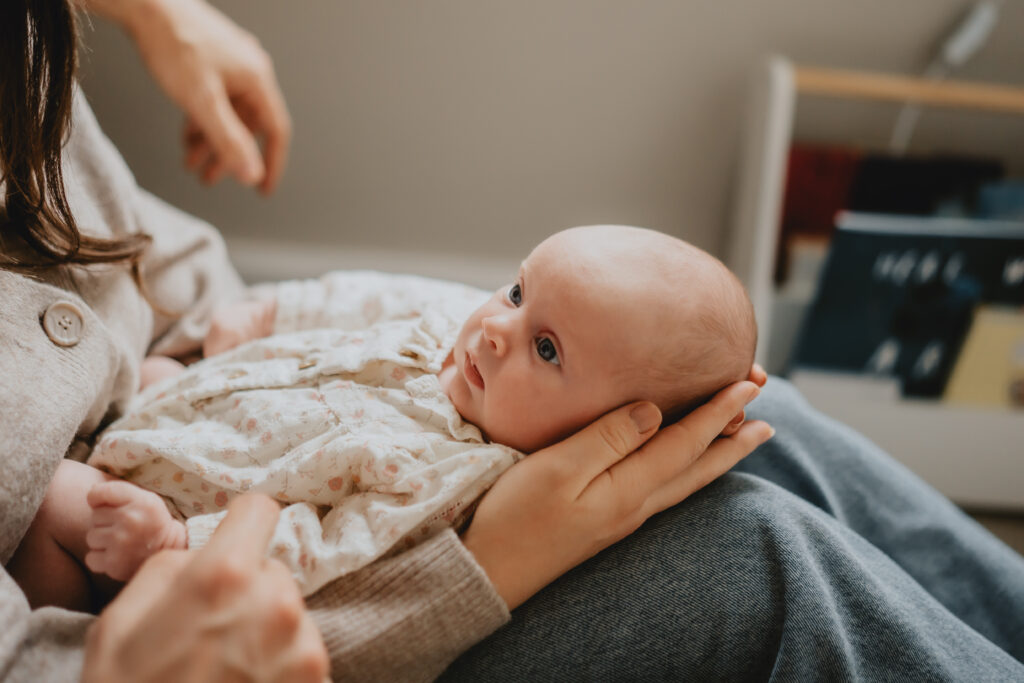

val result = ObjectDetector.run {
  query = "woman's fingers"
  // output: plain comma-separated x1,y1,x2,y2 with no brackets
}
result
195,494,280,570
183,82,288,192
256,559,305,652
719,410,746,437
541,402,661,497
125,0,291,193
665,380,759,456
749,363,768,387
201,156,228,186
268,620,330,683
187,76,264,185
263,578,331,682
84,494,324,683
85,550,195,681
608,381,760,497
246,78,292,195
90,549,191,637
183,120,210,169
642,420,775,516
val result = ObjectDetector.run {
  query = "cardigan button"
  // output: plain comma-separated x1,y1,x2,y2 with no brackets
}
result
42,301,85,347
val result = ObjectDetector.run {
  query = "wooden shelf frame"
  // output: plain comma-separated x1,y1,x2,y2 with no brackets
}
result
795,65,1024,115
726,56,1024,369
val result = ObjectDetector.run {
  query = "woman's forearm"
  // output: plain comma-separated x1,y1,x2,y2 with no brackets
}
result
74,0,156,32
307,530,509,682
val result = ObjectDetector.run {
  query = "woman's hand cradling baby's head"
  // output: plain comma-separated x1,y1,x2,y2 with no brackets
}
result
115,0,292,193
460,379,772,610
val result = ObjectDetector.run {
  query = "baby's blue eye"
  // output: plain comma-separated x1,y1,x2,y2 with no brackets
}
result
536,337,559,365
508,283,523,306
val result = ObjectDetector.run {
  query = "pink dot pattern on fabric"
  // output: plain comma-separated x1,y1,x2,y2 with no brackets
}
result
85,272,524,597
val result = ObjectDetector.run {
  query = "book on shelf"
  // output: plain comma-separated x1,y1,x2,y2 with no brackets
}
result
944,305,1024,409
790,212,1024,399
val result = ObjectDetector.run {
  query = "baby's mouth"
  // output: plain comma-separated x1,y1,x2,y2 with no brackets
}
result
465,352,485,390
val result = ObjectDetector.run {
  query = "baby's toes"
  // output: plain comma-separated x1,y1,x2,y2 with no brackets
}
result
113,508,164,554
100,550,141,582
85,526,114,551
84,548,108,575
87,480,143,509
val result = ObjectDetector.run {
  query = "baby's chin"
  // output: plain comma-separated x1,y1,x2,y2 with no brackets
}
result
438,362,495,442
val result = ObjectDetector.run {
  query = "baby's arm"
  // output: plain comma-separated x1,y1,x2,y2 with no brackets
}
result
202,297,277,357
139,354,186,390
203,272,486,357
266,271,488,335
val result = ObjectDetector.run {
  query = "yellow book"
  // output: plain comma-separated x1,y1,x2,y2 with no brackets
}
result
944,305,1024,409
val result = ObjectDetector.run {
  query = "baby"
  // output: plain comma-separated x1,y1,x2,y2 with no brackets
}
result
10,225,756,608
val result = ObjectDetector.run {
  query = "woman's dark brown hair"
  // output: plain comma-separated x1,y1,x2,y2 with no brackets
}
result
0,0,151,272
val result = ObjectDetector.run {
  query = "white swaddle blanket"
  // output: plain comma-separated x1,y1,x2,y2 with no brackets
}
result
89,272,522,596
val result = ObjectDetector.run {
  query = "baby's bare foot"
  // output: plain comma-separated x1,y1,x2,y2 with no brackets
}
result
85,480,186,582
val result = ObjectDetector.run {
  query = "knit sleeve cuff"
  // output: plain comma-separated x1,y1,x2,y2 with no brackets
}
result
306,529,510,682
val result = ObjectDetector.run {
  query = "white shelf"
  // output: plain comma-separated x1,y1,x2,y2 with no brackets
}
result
791,371,1024,510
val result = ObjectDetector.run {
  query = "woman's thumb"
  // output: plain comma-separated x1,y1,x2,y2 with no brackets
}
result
563,402,661,486
629,403,662,435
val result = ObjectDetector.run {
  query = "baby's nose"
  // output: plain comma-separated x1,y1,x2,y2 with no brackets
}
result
481,315,510,356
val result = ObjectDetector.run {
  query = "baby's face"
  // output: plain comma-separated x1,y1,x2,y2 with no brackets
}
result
442,230,664,452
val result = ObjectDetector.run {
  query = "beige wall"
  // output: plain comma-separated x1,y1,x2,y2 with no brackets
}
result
77,0,1024,273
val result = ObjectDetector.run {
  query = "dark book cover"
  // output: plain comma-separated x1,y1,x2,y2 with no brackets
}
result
791,212,1024,397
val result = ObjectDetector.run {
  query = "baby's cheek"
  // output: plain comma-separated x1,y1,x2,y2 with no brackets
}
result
446,376,476,425
483,397,559,452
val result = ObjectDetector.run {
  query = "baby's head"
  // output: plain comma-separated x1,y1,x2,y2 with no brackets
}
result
443,225,757,452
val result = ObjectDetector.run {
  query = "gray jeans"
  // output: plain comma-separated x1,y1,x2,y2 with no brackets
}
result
440,378,1024,681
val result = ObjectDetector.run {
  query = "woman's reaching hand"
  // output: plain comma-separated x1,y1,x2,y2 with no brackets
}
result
461,379,773,610
93,0,292,194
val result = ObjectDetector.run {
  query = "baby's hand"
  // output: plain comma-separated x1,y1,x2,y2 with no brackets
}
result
139,355,186,390
203,298,277,358
85,481,187,582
